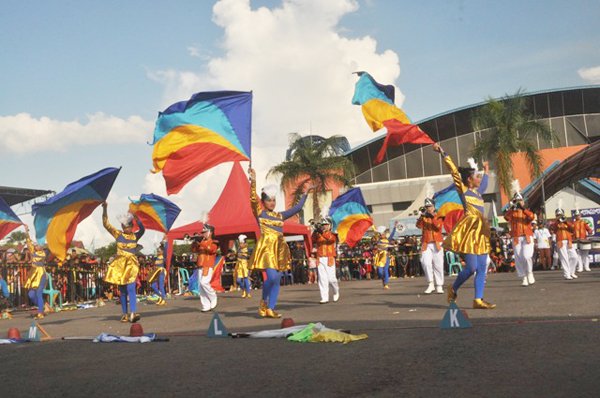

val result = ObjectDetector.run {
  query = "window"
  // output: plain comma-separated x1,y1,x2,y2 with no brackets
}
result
392,201,411,211
563,89,584,116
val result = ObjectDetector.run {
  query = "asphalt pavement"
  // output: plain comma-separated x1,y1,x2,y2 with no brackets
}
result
1,269,599,397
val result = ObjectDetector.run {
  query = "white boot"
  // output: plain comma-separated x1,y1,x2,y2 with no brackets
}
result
333,291,340,302
435,285,444,294
424,283,435,294
527,273,535,284
521,277,529,287
571,273,578,279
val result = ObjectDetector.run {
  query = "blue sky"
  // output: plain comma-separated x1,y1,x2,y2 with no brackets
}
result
1,0,599,249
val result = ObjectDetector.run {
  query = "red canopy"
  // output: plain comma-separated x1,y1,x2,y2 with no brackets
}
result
166,162,312,268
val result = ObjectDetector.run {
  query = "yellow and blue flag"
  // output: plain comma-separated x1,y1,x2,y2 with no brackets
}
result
151,91,252,194
329,188,373,248
352,72,434,164
32,167,120,261
129,193,181,233
0,196,22,240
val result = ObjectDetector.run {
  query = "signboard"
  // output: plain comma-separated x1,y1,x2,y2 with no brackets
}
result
390,216,420,237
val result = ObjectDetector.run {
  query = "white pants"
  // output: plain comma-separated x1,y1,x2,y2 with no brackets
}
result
420,243,444,287
317,257,339,302
577,249,591,272
514,237,534,278
557,241,578,278
199,268,217,311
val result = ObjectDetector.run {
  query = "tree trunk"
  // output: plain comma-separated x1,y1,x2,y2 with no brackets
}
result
312,190,320,221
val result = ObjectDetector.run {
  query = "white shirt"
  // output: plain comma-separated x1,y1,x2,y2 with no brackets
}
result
534,228,552,249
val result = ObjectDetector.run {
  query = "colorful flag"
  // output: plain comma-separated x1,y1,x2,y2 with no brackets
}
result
151,91,253,194
32,168,120,262
432,183,464,234
328,188,373,248
352,72,434,164
129,193,181,233
0,196,22,240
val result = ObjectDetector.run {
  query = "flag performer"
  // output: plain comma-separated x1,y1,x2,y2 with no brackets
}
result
432,143,495,309
149,243,167,305
23,225,47,320
102,202,146,323
248,167,310,318
236,234,252,298
373,225,396,290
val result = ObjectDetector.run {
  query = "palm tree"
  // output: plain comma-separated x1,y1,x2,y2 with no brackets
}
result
471,89,558,198
268,133,355,221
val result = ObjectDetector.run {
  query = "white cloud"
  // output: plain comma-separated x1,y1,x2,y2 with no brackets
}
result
150,0,402,150
578,66,600,84
0,112,152,154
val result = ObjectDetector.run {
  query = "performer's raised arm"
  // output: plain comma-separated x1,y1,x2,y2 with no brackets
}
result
248,167,262,217
101,202,119,239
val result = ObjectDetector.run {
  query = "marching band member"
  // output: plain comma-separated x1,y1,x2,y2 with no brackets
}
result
191,223,219,312
248,167,310,318
550,207,578,280
312,216,340,304
416,197,445,294
572,210,593,273
148,244,167,306
236,234,252,298
23,225,47,320
102,202,145,323
373,225,396,290
504,186,536,286
432,143,496,309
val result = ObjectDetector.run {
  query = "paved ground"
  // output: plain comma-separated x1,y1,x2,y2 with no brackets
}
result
1,270,600,397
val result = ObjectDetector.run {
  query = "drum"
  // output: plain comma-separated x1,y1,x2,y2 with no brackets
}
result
592,240,600,250
578,240,592,250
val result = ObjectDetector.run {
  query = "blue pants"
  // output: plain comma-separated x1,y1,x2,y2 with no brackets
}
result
262,269,281,310
119,283,137,314
377,259,390,286
28,274,47,314
151,273,166,298
238,277,251,294
453,254,487,299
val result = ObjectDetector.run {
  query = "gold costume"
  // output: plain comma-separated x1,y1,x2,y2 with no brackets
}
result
24,237,47,289
441,155,490,255
235,247,250,278
374,236,393,268
249,180,291,272
148,254,166,284
103,214,140,285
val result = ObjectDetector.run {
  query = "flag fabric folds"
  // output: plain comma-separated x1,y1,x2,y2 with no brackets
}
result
328,188,373,248
0,196,22,240
151,91,253,194
32,168,120,262
129,193,181,233
352,72,434,164
432,183,464,234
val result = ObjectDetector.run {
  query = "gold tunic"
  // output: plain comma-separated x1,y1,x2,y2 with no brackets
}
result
249,180,291,272
235,247,250,278
148,254,166,284
24,237,46,290
441,155,490,255
103,214,140,285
